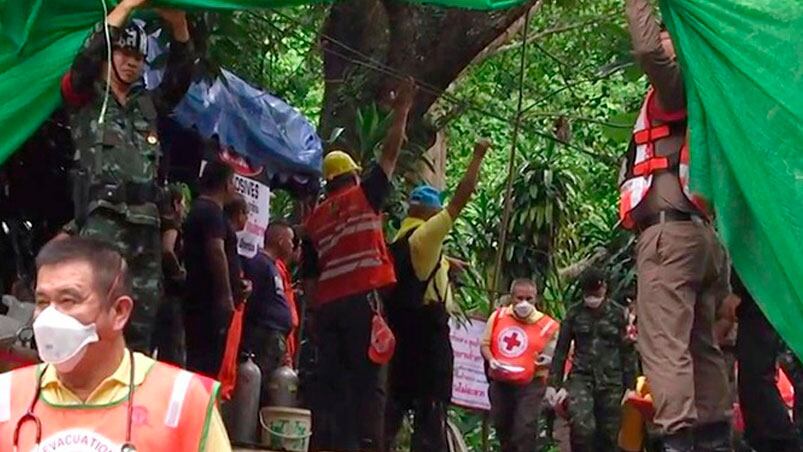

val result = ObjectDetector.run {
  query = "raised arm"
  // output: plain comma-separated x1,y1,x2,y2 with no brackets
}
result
625,0,685,112
151,9,193,115
445,139,491,220
378,78,415,179
62,0,148,105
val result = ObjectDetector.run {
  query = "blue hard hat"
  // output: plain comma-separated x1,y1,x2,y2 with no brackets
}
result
409,185,443,209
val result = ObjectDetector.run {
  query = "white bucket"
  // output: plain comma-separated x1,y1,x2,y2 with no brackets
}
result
259,407,312,452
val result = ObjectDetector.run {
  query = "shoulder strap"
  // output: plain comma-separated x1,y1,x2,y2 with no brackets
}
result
404,223,447,297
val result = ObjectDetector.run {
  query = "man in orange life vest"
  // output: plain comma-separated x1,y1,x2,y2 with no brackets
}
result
622,1,732,450
0,237,230,451
481,278,559,452
274,225,301,366
301,78,415,450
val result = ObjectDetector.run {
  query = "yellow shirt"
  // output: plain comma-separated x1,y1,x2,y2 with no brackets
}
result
40,350,231,451
393,210,455,311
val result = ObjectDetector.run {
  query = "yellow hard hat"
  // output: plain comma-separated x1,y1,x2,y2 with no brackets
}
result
323,150,361,181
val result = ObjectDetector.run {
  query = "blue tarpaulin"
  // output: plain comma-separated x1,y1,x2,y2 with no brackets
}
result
145,36,322,184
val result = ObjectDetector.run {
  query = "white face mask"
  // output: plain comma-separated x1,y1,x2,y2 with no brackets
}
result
33,305,99,373
584,296,605,309
513,301,534,318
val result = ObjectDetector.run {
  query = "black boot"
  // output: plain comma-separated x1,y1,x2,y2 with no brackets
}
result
663,429,694,452
695,421,733,452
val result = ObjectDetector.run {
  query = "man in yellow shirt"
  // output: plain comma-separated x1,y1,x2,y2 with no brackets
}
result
0,237,230,451
384,139,490,451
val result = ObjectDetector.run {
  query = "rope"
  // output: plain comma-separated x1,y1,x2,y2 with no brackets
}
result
98,0,112,125
489,8,532,302
246,9,615,163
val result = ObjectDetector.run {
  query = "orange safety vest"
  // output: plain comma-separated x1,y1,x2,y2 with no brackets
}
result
0,361,219,451
276,258,299,364
618,89,710,229
305,184,396,305
489,309,559,386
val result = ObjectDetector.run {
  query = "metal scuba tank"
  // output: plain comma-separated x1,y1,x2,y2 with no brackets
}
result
267,365,299,408
222,353,261,444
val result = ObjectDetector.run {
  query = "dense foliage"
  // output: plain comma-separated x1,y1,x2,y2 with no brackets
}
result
206,0,646,448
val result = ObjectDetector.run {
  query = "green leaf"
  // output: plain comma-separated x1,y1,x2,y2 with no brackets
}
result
601,111,638,143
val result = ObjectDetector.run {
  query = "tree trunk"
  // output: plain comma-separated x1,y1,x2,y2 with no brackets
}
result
318,0,540,166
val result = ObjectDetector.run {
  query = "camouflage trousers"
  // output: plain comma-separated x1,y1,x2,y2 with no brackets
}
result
79,210,162,352
566,375,623,452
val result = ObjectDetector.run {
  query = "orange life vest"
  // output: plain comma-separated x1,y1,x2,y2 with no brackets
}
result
489,309,559,385
618,89,710,229
305,184,396,305
0,361,219,451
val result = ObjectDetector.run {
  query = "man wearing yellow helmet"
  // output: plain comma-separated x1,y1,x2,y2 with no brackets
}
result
302,78,415,451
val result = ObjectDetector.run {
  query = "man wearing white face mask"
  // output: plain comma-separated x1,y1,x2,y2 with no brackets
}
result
0,237,231,451
547,268,637,452
481,279,559,452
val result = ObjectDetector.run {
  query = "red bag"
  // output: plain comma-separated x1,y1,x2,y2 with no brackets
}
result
218,303,245,401
368,294,395,365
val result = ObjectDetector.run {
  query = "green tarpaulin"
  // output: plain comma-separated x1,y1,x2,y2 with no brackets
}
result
0,0,522,167
660,0,803,357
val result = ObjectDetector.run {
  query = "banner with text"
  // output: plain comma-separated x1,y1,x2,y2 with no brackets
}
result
233,173,270,259
450,317,490,411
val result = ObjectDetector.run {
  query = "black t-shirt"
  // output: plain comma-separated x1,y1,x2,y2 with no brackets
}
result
183,197,241,310
226,223,245,301
301,164,390,278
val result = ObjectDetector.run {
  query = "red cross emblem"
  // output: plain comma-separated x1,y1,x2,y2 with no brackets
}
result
503,332,522,351
497,326,528,358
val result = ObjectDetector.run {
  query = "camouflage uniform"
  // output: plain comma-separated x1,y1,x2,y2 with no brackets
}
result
62,22,192,352
550,300,637,452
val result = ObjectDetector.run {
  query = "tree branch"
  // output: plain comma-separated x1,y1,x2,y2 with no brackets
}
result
494,12,619,57
558,246,609,280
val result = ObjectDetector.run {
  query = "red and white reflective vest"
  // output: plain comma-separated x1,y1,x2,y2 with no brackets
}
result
0,360,220,451
618,89,710,229
489,309,559,386
305,184,396,305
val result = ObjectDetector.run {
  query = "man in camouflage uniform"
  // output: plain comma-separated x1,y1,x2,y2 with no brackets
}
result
59,0,192,352
547,269,637,452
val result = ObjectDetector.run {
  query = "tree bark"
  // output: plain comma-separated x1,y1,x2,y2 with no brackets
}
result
318,0,540,163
